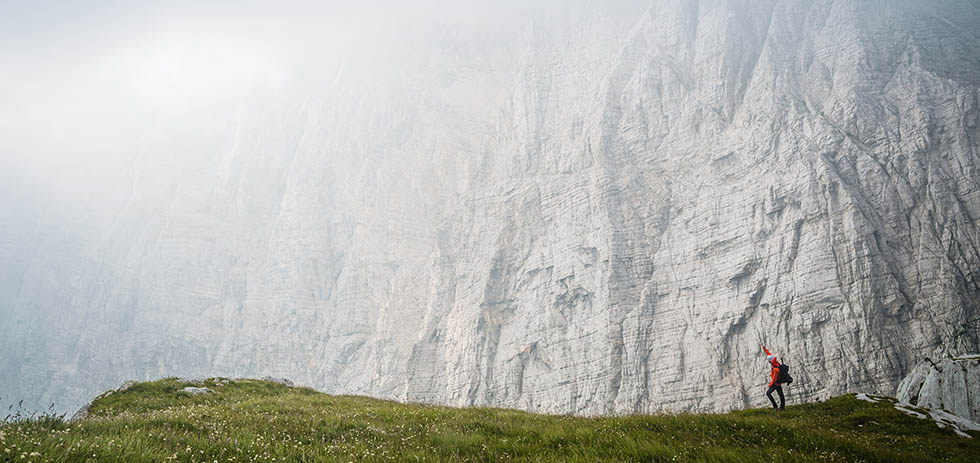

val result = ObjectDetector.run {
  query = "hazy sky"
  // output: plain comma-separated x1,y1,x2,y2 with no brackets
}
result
0,3,394,209
0,0,560,184
0,0,645,413
0,0,652,224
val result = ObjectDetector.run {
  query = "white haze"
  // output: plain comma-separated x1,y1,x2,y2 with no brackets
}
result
0,0,547,280
3,0,979,420
0,0,530,206
0,0,638,262
0,0,647,412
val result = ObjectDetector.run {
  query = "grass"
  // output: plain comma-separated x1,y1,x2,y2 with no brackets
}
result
1,378,977,462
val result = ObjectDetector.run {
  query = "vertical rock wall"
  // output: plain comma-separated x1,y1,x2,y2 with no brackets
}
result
2,0,979,415
898,356,980,422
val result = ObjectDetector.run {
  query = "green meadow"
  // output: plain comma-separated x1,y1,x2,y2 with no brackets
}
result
2,378,977,462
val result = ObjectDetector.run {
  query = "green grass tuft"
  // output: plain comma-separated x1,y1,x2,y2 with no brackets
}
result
2,378,977,462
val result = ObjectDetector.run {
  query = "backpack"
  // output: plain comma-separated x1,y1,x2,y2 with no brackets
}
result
778,364,793,384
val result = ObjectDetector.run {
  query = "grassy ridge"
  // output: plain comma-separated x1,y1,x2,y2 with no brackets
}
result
1,378,977,462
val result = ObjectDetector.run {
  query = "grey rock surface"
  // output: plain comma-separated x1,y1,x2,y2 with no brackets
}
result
176,378,206,385
181,387,214,396
260,377,295,387
897,356,980,422
2,1,980,416
69,404,90,422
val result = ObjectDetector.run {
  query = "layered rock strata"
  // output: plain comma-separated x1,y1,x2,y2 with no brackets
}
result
898,356,980,422
2,0,980,415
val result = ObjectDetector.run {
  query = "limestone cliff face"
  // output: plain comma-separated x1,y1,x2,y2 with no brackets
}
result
898,356,980,422
404,0,980,414
2,0,979,415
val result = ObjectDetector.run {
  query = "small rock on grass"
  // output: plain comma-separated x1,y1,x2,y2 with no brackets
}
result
176,378,205,385
181,387,214,395
260,376,295,387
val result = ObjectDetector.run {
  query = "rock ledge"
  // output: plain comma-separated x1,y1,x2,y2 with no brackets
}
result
897,356,980,422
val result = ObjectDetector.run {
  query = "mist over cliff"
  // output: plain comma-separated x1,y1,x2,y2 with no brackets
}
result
2,0,979,415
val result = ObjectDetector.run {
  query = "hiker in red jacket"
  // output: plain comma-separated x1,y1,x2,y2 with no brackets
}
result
762,344,785,410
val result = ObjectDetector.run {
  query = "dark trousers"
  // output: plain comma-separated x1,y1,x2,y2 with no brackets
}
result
767,384,785,409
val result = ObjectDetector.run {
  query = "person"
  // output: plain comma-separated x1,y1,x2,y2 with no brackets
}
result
762,344,785,410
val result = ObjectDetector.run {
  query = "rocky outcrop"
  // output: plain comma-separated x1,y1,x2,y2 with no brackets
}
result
2,1,980,416
181,387,214,395
897,356,980,422
260,377,295,387
858,392,980,439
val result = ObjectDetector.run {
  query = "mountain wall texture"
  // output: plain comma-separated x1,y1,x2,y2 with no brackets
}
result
898,355,980,422
2,0,980,415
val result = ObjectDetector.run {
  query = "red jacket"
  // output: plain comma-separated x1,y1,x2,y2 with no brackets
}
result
763,346,781,387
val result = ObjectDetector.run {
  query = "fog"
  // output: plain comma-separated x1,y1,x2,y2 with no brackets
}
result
0,0,541,279
1,0,653,413
4,0,979,421
0,0,538,205
0,0,653,206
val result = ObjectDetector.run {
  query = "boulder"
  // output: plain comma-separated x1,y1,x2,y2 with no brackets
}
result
181,387,214,395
